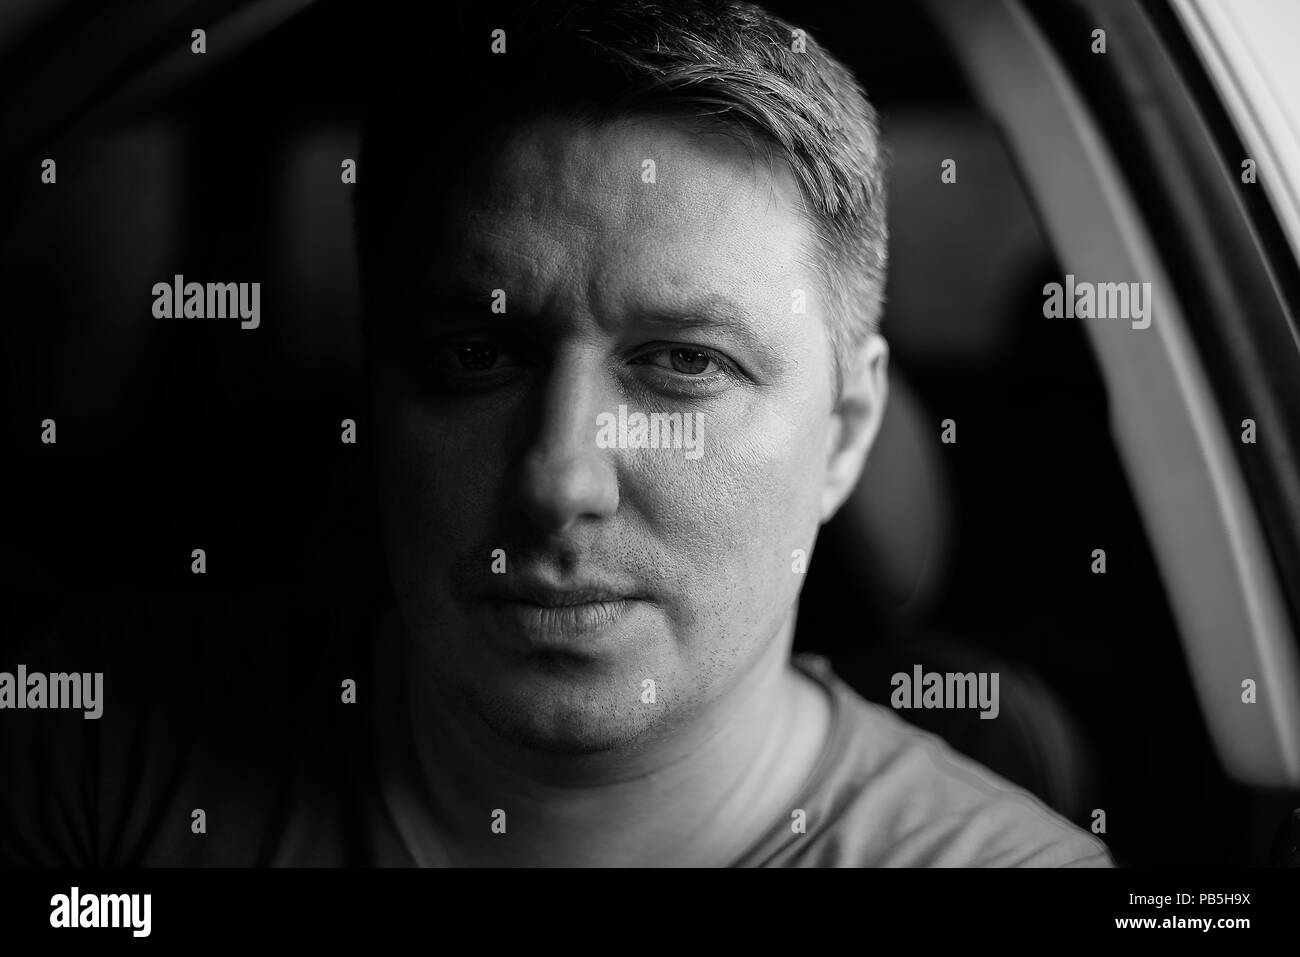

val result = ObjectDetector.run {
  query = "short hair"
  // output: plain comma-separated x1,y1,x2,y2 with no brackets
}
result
354,0,888,394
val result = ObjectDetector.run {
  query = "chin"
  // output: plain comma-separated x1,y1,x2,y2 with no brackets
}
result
474,672,659,755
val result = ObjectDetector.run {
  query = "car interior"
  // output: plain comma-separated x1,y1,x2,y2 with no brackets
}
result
2,0,1298,867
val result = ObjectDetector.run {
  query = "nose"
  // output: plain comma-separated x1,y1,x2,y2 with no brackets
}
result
512,356,619,533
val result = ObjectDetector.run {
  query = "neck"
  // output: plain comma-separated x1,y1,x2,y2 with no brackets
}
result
377,608,830,866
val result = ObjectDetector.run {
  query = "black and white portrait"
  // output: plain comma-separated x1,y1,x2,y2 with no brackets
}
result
2,0,1298,918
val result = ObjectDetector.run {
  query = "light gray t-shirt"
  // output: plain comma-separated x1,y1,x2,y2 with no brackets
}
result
728,654,1112,867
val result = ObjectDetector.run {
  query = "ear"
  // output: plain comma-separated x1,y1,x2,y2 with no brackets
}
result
819,333,888,522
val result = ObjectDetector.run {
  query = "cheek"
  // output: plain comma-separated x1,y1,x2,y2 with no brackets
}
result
627,391,829,614
373,390,504,566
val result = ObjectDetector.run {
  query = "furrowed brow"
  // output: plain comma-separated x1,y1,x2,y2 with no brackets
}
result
632,297,776,359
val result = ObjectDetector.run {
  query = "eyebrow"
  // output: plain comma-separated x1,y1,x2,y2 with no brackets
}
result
401,284,508,329
438,286,500,314
419,282,779,365
430,283,765,334
629,298,772,356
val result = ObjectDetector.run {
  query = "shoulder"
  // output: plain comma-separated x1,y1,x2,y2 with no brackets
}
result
0,593,368,866
753,656,1113,868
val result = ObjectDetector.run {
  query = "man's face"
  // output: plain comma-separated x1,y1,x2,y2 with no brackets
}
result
371,114,850,753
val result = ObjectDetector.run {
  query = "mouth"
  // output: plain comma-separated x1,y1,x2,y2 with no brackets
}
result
482,581,644,649
491,582,633,607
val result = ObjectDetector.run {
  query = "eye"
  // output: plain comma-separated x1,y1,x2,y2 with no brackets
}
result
415,338,527,391
424,341,519,372
628,344,743,397
454,343,502,371
633,347,723,376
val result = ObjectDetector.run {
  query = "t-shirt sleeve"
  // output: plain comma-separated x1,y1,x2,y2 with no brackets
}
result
0,595,319,867
0,614,107,866
848,704,1117,867
747,670,1119,868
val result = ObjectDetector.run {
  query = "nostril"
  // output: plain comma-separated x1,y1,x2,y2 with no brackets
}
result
513,443,620,533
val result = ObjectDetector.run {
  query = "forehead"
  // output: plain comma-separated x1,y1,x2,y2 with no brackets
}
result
444,114,818,318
